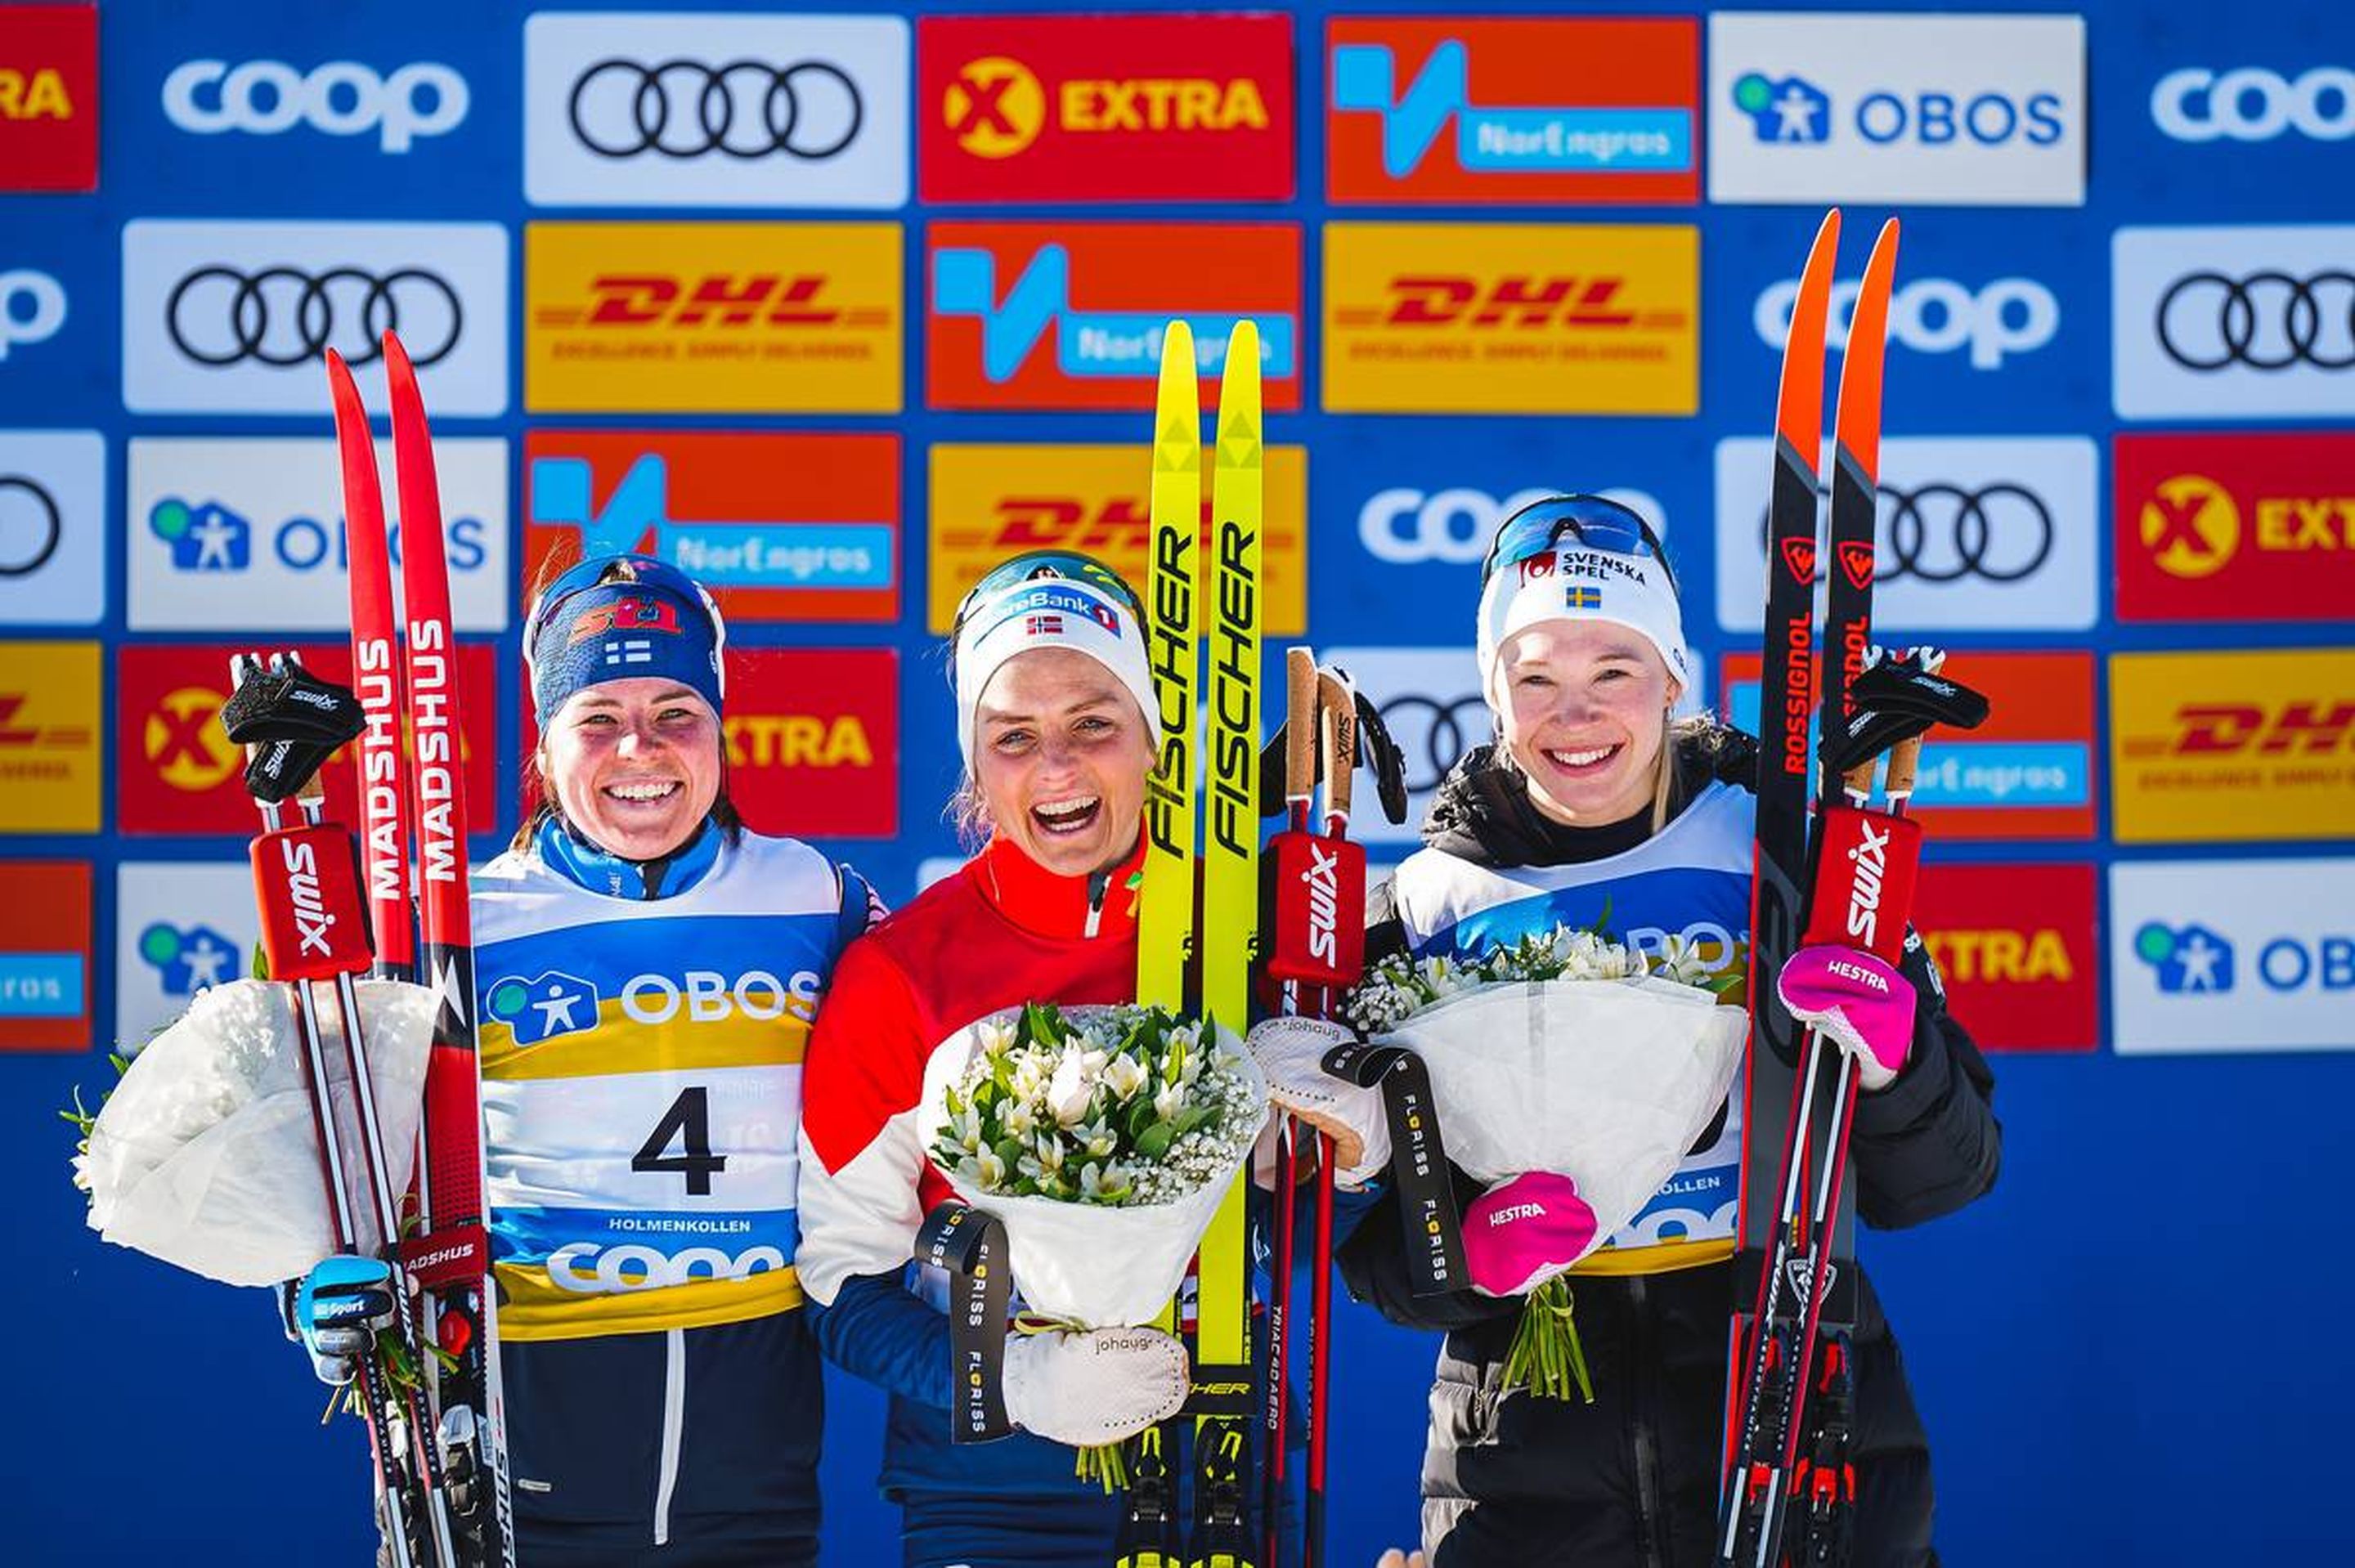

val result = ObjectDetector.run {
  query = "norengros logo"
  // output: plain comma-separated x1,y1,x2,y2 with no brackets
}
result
1708,12,2085,205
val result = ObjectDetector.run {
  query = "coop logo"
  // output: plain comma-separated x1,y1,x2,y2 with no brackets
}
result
0,270,65,359
546,1238,788,1296
124,221,509,416
1358,486,1667,565
527,224,900,414
1709,14,2084,205
486,970,601,1044
161,59,469,153
135,922,242,995
2114,226,2355,419
1333,38,1690,177
525,14,906,208
1755,272,2057,370
2152,65,2355,143
932,244,1296,384
0,3,96,192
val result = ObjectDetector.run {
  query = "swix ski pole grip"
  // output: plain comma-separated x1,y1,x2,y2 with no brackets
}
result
326,347,416,981
1884,736,1925,803
1802,806,1920,964
1286,648,1315,811
252,826,376,981
1317,670,1356,831
915,1202,1014,1443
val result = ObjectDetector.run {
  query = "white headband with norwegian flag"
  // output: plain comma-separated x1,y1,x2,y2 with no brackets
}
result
952,577,1162,771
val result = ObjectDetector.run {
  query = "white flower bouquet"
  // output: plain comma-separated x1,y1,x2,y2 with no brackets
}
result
72,976,435,1287
917,1000,1267,1479
1345,921,1749,1399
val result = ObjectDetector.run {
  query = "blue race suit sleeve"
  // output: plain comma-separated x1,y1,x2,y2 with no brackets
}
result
806,1268,954,1412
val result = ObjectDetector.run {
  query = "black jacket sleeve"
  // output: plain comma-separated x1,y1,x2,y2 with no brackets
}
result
1848,928,2003,1230
1334,1161,1519,1332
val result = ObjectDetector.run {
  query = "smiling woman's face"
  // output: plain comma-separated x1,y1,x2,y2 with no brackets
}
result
541,678,723,860
1496,621,1680,827
971,647,1155,878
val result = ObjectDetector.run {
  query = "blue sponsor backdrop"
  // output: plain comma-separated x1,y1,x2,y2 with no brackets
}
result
4,1,2351,1563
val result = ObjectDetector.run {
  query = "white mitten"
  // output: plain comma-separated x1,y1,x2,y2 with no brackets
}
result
1245,1015,1389,1186
1001,1324,1190,1448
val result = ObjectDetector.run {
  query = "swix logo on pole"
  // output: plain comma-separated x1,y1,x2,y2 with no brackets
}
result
926,223,1302,411
525,431,900,622
252,825,370,979
926,444,1307,634
919,15,1292,200
1326,19,1698,204
1805,807,1921,961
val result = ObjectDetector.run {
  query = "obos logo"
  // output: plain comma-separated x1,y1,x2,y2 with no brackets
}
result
1707,13,2084,206
524,431,899,622
138,921,242,996
1755,271,2057,370
2152,66,2355,143
489,965,817,1045
2112,859,2355,1055
926,222,1301,411
162,59,469,153
526,222,901,414
921,15,1290,202
2115,434,2355,624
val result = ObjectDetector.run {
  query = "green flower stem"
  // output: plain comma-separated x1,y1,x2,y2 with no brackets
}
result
1501,1276,1595,1404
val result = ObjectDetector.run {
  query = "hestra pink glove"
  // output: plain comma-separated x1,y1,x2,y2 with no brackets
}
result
1462,1172,1598,1297
1776,944,1917,1092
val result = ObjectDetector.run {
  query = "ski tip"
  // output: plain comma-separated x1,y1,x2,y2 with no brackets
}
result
382,329,419,394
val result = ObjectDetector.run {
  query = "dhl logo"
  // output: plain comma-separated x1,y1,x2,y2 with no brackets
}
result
2123,701,2355,758
533,275,890,332
0,67,73,121
1921,928,2075,985
945,56,1269,157
724,714,874,769
2142,474,2355,579
0,690,92,787
1333,274,1680,332
940,495,1303,567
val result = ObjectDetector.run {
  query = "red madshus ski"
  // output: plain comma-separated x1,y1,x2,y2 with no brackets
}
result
1717,214,1900,1568
325,351,416,985
386,333,513,1568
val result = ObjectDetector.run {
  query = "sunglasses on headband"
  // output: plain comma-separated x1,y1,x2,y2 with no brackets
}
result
949,549,1148,640
1479,495,1679,596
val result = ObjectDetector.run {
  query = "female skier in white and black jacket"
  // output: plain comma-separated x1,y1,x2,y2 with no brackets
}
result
1265,496,1999,1568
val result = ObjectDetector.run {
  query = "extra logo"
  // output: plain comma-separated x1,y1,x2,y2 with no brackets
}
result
720,648,899,837
1326,222,1696,414
1707,12,2084,205
1327,18,1697,204
2111,650,2355,844
524,13,907,208
2115,434,2355,624
0,641,98,831
1713,437,2098,632
162,58,469,153
0,268,65,360
922,14,1290,201
2112,859,2355,1055
2152,66,2355,143
927,442,1308,634
1913,861,2097,1052
926,222,1301,411
0,2,96,191
0,430,104,625
2113,226,2355,419
126,437,507,632
123,221,508,415
525,431,899,622
1754,272,2058,370
526,223,900,414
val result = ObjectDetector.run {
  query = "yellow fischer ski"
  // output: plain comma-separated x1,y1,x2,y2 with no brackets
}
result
1193,320,1264,1568
1120,320,1203,1568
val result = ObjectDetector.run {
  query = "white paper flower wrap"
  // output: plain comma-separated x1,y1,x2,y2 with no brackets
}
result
77,976,434,1286
916,1006,1268,1328
1375,975,1747,1270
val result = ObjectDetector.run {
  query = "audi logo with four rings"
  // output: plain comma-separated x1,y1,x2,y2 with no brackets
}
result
0,475,62,578
568,58,864,159
1754,482,2055,585
164,267,463,369
1375,693,1492,797
2156,270,2355,372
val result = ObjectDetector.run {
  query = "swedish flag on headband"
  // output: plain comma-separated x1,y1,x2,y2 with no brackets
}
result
1566,584,1603,610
